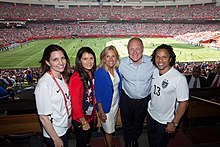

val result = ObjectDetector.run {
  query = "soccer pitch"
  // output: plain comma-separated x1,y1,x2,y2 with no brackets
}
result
0,38,220,69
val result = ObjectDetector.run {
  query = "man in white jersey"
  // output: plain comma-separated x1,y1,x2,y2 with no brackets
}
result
147,44,189,147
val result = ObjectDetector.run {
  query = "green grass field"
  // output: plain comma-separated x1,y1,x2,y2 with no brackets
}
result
0,38,220,69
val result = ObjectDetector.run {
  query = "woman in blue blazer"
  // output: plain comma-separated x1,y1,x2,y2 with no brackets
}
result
95,45,122,147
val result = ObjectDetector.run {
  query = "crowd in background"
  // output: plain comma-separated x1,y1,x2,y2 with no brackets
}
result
1,1,220,146
175,31,220,47
1,2,220,46
0,67,41,98
1,2,220,98
0,2,219,20
1,23,220,46
0,61,219,99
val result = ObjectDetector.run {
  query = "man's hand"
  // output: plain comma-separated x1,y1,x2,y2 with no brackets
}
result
165,122,176,134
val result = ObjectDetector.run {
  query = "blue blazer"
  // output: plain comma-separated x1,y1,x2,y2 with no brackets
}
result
94,67,122,113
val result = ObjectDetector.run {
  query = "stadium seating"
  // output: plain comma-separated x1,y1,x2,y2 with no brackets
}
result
0,1,219,46
1,22,219,46
0,2,219,20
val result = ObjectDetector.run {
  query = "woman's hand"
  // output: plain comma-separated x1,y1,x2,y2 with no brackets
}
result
99,111,107,122
53,137,64,147
82,121,90,131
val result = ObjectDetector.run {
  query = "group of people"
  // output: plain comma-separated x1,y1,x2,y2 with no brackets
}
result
35,37,189,147
185,63,220,89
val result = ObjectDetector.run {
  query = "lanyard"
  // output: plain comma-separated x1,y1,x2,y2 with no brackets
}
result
49,70,70,116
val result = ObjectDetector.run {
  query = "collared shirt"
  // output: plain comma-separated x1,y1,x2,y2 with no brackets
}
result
189,76,201,88
211,74,220,87
119,55,155,99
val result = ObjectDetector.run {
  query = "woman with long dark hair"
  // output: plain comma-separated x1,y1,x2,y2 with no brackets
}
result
35,44,71,147
69,47,97,147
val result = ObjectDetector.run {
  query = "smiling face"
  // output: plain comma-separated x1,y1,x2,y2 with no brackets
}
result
155,49,172,74
128,39,143,64
46,50,66,78
104,49,117,69
81,52,95,72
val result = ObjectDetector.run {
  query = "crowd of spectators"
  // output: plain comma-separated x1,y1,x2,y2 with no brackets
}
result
175,31,220,47
0,2,220,46
0,61,219,99
1,2,220,96
0,68,41,93
174,61,219,77
1,22,220,45
0,67,42,99
0,2,219,20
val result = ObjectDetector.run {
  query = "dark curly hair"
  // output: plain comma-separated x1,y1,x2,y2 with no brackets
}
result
151,44,176,67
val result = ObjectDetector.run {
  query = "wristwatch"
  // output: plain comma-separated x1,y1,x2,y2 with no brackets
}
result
172,121,178,127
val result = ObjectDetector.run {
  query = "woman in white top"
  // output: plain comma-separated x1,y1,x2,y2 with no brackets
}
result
35,44,71,147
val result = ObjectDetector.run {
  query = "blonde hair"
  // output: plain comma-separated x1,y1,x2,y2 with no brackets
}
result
98,45,120,71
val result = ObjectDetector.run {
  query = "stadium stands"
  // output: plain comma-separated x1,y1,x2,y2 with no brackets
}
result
0,2,219,20
0,1,220,146
0,1,219,46
1,23,220,46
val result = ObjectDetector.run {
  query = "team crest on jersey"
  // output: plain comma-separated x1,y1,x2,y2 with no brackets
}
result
162,79,169,89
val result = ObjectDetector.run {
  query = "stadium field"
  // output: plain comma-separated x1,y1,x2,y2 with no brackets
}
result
0,38,220,69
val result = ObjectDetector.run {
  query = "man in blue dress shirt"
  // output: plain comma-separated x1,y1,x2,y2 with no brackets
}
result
119,37,155,147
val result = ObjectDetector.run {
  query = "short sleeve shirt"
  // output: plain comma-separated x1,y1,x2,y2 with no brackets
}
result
148,67,189,124
34,73,71,137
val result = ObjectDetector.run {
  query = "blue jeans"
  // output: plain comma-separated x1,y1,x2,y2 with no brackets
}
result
146,113,169,147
